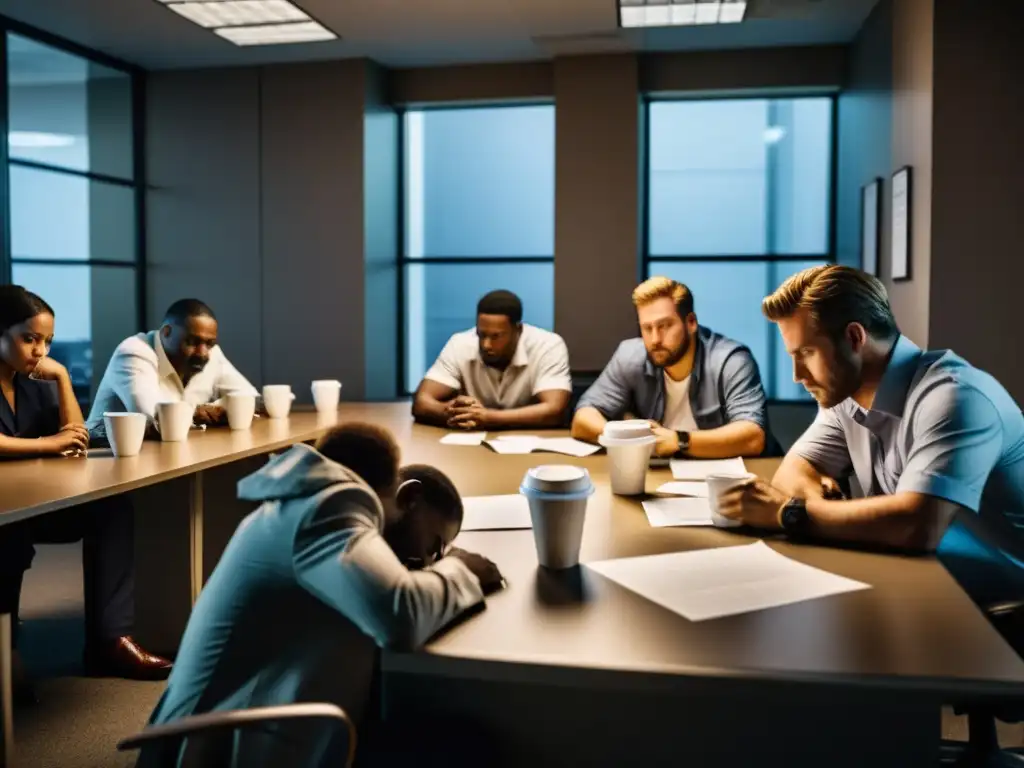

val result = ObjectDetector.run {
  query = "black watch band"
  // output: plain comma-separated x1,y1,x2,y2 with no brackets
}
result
779,498,810,536
673,431,690,458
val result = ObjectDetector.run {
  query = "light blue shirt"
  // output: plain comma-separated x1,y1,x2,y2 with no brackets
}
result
792,335,1024,530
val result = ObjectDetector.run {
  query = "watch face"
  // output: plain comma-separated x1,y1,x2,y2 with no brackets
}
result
783,502,806,529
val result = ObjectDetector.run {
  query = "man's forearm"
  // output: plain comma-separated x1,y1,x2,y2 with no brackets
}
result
412,395,450,427
486,402,566,430
803,492,945,552
570,407,608,444
686,421,765,459
772,454,828,499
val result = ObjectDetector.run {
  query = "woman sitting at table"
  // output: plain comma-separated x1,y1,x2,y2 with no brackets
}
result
0,285,172,704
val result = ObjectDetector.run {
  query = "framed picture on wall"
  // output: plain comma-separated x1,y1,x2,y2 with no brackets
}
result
891,166,912,281
860,178,882,276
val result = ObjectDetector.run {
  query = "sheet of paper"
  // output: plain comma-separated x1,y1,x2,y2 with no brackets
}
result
538,437,602,457
440,432,487,446
670,457,747,480
485,436,542,455
461,495,533,531
587,541,870,622
641,497,714,528
656,481,709,498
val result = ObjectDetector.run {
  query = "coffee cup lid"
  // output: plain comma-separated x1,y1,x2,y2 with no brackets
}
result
602,420,653,441
521,465,593,495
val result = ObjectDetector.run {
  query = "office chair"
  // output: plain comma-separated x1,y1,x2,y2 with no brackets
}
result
938,510,1024,766
117,702,356,768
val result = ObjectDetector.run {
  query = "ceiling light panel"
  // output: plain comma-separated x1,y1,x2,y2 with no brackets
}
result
214,20,336,46
166,0,309,28
618,0,746,28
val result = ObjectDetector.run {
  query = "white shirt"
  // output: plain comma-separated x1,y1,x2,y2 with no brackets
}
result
86,330,257,436
423,324,571,410
662,372,698,432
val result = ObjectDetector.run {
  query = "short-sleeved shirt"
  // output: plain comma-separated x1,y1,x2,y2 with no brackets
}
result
576,326,775,452
791,335,1024,529
0,374,61,444
422,324,571,410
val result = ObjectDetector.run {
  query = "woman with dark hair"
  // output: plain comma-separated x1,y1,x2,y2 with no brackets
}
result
0,285,172,705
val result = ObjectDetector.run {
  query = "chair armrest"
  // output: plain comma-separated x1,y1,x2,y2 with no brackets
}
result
117,702,356,766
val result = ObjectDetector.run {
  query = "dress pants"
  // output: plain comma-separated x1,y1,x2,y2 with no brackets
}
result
0,495,135,645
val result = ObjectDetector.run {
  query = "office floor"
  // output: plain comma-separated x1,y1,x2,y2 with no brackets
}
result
12,543,1024,768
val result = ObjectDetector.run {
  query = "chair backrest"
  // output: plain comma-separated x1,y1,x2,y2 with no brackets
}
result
938,508,1024,612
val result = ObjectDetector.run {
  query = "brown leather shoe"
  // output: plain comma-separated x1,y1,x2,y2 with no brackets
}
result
84,635,173,681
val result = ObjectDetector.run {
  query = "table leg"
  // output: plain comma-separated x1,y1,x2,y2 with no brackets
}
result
189,471,204,604
0,612,13,767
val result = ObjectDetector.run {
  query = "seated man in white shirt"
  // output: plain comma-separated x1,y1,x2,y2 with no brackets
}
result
87,298,258,438
412,290,572,431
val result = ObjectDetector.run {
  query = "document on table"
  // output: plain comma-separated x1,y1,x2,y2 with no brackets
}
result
485,436,601,457
440,432,487,446
641,497,714,528
461,495,533,531
587,541,870,622
656,481,709,498
670,457,747,480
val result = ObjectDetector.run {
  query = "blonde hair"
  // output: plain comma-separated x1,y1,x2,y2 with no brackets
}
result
762,265,898,341
632,276,694,317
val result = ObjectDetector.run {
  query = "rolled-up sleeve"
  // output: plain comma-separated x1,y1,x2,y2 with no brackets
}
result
720,348,768,429
423,336,464,391
576,344,633,419
532,336,572,394
895,382,1003,512
791,407,854,479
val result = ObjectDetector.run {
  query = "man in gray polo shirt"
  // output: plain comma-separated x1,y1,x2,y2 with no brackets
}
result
572,276,774,459
717,265,1024,553
413,290,572,430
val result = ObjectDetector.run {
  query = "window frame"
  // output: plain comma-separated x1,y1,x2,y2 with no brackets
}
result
641,93,839,403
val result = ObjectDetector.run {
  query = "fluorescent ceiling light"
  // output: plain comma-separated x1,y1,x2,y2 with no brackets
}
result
167,0,309,28
719,1,747,23
671,4,697,25
695,2,721,24
620,6,646,27
618,1,745,28
8,131,76,148
215,20,336,45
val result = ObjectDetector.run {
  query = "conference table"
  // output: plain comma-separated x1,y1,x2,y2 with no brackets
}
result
0,403,1022,766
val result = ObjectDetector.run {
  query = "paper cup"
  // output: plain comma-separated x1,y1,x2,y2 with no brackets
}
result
520,465,595,569
156,401,194,442
103,412,147,458
262,385,295,419
225,392,256,431
599,421,656,496
706,472,757,528
311,380,342,415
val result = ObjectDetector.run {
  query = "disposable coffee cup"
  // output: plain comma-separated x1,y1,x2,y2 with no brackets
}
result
225,392,256,431
156,401,194,442
103,412,147,458
706,472,757,528
519,465,595,569
598,420,657,496
262,385,296,419
311,380,342,415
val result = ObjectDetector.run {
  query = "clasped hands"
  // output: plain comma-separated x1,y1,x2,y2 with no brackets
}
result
446,396,491,431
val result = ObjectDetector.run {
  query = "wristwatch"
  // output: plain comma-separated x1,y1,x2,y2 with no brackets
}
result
673,430,690,458
778,498,810,536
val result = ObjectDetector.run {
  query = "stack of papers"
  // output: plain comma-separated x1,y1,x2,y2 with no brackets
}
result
670,457,747,480
655,481,709,497
587,541,870,622
460,495,533,531
641,497,714,528
485,436,601,458
440,432,488,446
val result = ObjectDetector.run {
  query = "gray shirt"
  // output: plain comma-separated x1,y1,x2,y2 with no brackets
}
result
792,335,1024,532
577,326,773,450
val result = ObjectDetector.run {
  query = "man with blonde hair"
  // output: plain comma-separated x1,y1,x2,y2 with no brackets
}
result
716,264,1024,553
572,276,774,458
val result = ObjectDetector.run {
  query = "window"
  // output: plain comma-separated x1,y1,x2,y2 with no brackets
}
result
645,97,834,400
400,105,555,393
4,33,142,405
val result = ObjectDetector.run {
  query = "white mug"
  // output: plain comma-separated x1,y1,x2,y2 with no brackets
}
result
262,385,296,419
156,401,194,442
225,392,256,431
311,380,342,415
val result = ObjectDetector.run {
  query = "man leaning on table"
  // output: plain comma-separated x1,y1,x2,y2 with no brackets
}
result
572,276,776,459
412,289,572,430
87,298,258,438
717,265,1024,552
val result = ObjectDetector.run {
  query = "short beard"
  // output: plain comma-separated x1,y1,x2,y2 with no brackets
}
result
648,331,690,369
817,343,861,407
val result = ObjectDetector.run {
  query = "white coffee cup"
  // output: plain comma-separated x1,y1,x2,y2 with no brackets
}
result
225,392,256,431
311,380,342,415
519,465,595,569
262,385,296,419
103,412,147,458
706,472,758,528
155,401,194,442
598,421,657,496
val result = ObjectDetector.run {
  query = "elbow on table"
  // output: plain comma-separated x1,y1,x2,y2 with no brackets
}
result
742,427,766,457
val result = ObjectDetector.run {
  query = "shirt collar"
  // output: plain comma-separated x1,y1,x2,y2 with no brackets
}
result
152,330,184,387
864,334,923,419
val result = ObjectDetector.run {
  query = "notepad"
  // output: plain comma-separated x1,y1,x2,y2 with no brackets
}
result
641,497,714,528
656,481,709,498
670,457,747,480
587,541,870,622
461,495,533,531
440,432,487,446
484,436,601,457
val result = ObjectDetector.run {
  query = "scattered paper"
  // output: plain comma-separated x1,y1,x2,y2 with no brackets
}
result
461,495,533,531
656,481,709,498
587,541,870,622
484,436,601,457
441,432,487,446
537,437,602,457
486,436,541,454
670,457,747,480
641,497,714,528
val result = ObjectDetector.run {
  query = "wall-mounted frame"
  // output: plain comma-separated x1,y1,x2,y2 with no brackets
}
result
860,177,881,276
890,166,912,281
